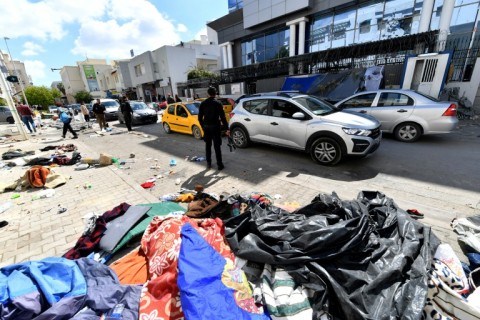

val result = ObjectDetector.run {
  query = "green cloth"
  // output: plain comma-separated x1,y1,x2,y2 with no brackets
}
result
111,202,186,254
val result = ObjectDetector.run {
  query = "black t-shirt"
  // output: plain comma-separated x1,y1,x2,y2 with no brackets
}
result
120,102,133,115
198,97,228,130
92,102,105,114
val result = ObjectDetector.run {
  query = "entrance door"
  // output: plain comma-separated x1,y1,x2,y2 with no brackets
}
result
402,53,451,98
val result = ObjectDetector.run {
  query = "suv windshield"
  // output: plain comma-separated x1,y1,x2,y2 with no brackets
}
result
293,95,337,115
103,101,119,107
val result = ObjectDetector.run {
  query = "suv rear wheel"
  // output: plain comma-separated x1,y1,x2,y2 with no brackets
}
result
7,116,14,124
231,127,249,148
310,137,342,166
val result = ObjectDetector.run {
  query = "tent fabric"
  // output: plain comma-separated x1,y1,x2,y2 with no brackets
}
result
72,258,142,320
452,215,480,253
111,201,186,254
99,205,151,252
139,215,235,320
177,223,269,320
224,191,440,320
0,257,87,320
0,257,141,320
109,248,149,285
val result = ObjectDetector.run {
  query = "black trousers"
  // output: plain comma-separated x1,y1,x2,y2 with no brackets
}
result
203,125,222,165
124,114,132,131
62,121,77,137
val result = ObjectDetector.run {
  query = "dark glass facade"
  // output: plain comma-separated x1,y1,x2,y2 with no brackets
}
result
241,28,290,65
228,0,244,13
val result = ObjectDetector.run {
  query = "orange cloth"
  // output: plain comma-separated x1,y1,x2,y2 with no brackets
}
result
109,248,149,285
27,165,50,188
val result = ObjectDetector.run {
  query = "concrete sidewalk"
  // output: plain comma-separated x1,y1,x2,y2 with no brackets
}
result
0,125,158,267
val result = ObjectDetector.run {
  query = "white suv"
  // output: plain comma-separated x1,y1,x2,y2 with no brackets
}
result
90,99,120,121
229,92,382,165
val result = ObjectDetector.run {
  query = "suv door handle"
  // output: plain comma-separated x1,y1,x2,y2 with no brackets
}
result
359,110,367,113
397,109,408,113
245,118,251,121
270,122,279,126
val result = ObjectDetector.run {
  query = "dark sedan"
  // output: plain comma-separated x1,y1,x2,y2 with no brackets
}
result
117,101,158,125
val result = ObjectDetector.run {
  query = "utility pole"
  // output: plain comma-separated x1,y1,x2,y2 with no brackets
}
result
4,37,30,106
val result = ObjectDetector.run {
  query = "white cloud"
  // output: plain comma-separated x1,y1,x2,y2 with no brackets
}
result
71,0,182,59
21,42,46,56
0,0,109,41
24,60,47,84
177,24,188,33
194,27,207,40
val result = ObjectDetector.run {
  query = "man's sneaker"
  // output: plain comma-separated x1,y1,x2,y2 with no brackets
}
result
72,136,78,139
218,163,225,171
61,136,66,138
206,162,212,169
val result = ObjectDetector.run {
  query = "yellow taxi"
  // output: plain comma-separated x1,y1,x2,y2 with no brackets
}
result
194,97,234,122
162,102,204,139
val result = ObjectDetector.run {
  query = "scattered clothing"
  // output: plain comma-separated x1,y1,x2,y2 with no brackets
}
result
224,191,440,319
139,215,235,320
63,203,131,259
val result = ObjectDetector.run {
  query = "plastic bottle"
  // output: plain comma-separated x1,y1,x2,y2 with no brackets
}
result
32,189,55,201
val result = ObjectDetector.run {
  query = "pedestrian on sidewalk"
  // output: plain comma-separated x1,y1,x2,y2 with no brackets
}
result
58,107,78,139
198,87,229,170
80,101,90,127
15,103,36,133
92,99,106,131
175,94,182,103
167,94,175,104
120,96,134,131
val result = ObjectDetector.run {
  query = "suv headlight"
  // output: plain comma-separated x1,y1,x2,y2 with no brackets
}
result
342,128,372,136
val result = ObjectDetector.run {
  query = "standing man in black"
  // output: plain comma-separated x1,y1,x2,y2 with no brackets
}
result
92,99,106,131
198,87,229,170
120,96,134,131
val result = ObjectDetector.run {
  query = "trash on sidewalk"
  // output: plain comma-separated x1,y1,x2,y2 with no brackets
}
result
57,206,67,214
169,159,177,166
0,202,12,214
31,189,55,201
140,181,155,189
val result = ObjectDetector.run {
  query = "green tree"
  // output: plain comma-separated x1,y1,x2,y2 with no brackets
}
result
0,97,6,106
51,88,62,99
24,86,56,110
56,82,66,95
187,67,219,81
74,90,93,103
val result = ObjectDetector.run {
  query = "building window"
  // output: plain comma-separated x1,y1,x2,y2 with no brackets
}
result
309,0,426,53
134,63,145,77
241,28,289,66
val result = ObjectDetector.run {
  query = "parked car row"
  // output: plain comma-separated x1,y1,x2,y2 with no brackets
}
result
157,89,458,166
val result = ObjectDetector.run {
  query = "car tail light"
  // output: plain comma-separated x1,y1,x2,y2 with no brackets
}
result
442,103,457,117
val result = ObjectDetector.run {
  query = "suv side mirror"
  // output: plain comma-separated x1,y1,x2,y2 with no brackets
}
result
292,112,305,120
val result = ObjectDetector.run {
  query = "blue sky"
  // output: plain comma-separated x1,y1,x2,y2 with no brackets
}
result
0,0,229,87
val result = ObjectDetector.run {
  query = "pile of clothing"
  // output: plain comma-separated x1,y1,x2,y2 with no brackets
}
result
2,190,480,319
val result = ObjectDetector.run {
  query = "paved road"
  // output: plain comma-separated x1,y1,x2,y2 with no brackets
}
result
0,117,479,266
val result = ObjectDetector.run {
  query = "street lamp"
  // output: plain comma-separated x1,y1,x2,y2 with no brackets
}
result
3,37,29,106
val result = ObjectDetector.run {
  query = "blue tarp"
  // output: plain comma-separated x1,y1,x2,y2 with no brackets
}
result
177,223,270,320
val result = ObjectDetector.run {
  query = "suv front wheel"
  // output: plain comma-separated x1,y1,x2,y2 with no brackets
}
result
231,127,249,148
310,137,342,166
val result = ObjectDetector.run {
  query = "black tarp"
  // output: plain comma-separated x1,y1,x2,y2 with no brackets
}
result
224,191,440,320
